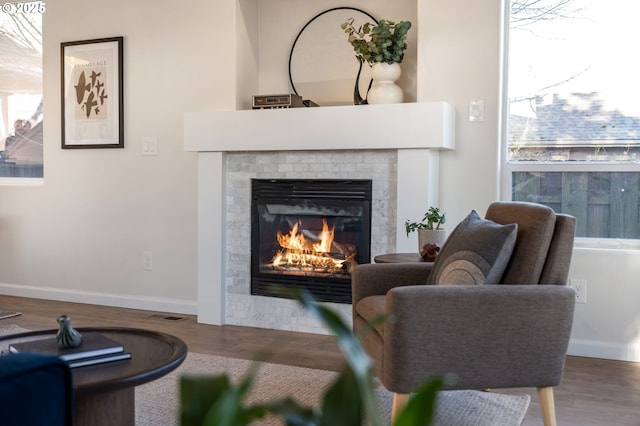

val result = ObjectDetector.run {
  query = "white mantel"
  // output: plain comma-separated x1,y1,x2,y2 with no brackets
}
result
184,102,454,327
185,102,454,152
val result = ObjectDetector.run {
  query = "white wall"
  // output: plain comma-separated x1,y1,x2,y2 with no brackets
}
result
0,0,638,361
0,0,238,312
568,247,640,361
420,0,503,221
256,0,418,105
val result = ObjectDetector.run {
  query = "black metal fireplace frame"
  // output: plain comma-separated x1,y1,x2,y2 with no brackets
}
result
250,179,372,304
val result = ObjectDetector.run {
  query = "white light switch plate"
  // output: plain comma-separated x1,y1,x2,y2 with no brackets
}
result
469,99,484,122
142,137,157,156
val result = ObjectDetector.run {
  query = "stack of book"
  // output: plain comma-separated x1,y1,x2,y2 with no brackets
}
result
9,332,131,368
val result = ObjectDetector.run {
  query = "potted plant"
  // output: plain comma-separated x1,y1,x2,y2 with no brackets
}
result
341,18,412,104
405,207,447,254
341,18,412,65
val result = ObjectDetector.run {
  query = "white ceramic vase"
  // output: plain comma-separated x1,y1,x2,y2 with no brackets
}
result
417,229,448,252
367,62,403,104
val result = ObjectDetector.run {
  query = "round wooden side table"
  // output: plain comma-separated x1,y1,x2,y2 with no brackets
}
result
373,252,430,263
0,327,187,426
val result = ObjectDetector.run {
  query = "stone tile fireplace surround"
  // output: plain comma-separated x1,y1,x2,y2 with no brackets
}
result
185,102,454,333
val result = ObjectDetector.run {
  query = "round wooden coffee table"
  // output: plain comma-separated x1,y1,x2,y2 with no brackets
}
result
0,327,187,426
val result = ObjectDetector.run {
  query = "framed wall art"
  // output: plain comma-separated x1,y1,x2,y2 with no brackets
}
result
61,36,123,149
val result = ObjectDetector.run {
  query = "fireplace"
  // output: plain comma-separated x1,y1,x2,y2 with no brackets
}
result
185,102,454,329
251,179,372,303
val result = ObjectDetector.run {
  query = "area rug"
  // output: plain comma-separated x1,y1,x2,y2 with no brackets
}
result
1,325,530,425
0,324,26,335
136,353,530,426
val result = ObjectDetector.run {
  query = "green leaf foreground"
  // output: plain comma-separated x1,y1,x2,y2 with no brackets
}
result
180,290,442,425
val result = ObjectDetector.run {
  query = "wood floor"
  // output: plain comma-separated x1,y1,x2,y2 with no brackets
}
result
1,295,639,425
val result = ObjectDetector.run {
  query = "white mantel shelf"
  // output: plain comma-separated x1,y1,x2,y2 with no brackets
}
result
184,102,455,152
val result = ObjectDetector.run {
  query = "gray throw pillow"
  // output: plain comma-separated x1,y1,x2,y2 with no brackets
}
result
426,210,517,285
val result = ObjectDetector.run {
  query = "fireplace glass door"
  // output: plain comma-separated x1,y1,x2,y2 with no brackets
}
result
251,179,372,303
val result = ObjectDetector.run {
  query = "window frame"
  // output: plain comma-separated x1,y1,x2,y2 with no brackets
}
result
0,8,44,184
500,0,640,248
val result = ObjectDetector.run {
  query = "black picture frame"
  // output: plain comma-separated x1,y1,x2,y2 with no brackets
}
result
61,37,124,149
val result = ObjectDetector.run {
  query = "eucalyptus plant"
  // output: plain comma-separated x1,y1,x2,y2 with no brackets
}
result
180,290,443,426
341,18,412,65
405,207,446,236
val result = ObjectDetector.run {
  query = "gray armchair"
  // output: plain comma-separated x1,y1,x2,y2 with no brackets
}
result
352,202,576,426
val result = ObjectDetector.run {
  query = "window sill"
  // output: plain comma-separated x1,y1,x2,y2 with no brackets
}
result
574,237,640,251
0,177,44,186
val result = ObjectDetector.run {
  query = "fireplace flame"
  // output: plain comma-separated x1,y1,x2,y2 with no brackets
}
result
272,218,356,274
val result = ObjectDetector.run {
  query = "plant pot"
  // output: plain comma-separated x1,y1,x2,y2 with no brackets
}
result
417,229,448,252
367,62,403,104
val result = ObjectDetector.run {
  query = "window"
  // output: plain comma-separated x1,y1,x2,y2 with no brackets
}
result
505,0,640,240
0,7,43,180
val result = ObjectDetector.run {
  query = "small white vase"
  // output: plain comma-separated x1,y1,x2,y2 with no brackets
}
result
367,62,403,104
417,229,448,252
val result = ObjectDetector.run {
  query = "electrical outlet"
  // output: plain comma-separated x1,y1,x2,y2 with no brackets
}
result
569,279,587,304
143,251,153,271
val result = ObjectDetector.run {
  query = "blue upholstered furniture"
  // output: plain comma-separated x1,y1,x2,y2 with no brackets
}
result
0,352,74,426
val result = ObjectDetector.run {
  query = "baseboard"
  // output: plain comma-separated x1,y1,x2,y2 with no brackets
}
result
0,283,197,316
2,283,638,362
568,339,640,363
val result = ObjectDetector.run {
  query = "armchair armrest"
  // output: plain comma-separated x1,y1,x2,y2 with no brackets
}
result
383,284,576,393
0,353,74,425
351,263,434,304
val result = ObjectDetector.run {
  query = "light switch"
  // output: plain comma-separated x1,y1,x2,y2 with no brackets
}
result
469,99,484,122
142,137,157,156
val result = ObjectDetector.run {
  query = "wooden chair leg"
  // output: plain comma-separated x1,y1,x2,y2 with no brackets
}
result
537,386,557,426
391,392,410,424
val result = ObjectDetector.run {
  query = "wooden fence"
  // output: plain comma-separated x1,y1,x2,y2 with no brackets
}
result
512,172,640,239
